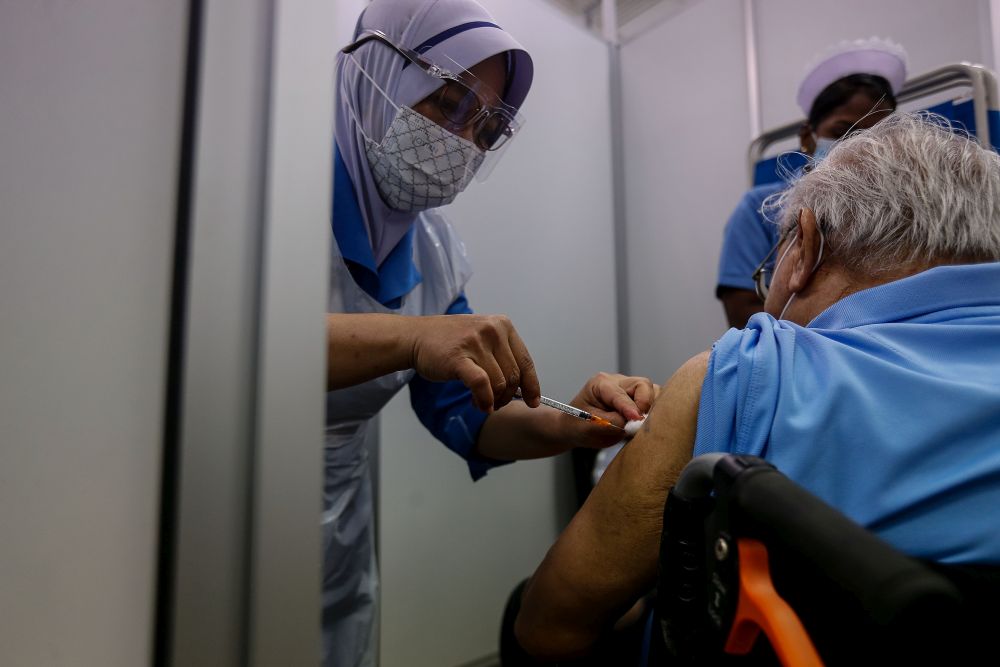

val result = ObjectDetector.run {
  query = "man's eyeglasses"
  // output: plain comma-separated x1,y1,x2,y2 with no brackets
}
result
342,30,523,151
751,229,796,302
752,224,828,303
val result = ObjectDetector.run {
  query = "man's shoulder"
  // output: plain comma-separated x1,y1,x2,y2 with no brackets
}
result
674,351,711,390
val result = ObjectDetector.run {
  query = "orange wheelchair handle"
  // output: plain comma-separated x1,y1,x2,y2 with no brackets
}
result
724,538,824,667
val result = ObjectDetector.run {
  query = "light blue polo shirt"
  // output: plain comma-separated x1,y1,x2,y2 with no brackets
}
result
695,262,1000,563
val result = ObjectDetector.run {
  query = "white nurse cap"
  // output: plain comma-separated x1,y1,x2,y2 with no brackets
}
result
797,37,908,117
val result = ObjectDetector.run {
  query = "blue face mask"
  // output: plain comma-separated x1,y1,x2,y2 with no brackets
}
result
813,137,836,162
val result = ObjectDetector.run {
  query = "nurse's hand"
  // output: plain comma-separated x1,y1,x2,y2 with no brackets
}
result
568,373,658,449
472,371,657,462
408,314,541,413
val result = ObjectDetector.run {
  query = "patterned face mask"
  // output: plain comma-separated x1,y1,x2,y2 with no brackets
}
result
365,106,485,212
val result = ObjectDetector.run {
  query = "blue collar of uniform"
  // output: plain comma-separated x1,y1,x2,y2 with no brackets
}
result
332,146,422,307
809,262,1000,330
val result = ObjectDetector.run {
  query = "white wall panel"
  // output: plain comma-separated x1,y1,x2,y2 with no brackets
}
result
160,0,334,663
620,0,995,387
989,0,1000,72
756,0,992,130
0,2,188,664
376,0,617,664
334,0,368,46
621,0,747,385
248,2,336,666
171,1,271,664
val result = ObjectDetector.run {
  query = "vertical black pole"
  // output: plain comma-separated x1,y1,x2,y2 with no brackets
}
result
154,0,203,664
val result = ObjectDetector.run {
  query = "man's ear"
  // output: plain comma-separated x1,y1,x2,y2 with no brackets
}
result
786,208,821,293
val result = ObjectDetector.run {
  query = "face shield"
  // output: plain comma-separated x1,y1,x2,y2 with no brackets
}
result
342,30,525,183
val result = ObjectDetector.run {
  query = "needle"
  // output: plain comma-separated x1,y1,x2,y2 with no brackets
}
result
514,391,625,432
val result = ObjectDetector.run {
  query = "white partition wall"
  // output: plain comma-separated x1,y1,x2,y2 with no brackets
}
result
1,2,332,665
170,1,274,663
991,0,1000,71
620,0,997,386
376,1,618,664
754,0,994,129
247,0,333,663
0,3,188,664
620,0,749,384
171,0,332,665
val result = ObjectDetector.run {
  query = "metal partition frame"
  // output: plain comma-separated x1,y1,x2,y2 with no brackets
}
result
747,63,1000,185
248,0,334,662
604,0,632,375
167,0,332,665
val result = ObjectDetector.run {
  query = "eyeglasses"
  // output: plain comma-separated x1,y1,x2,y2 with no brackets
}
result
751,229,796,302
341,30,523,151
752,225,828,303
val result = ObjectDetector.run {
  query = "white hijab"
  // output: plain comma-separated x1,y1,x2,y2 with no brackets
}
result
334,0,534,264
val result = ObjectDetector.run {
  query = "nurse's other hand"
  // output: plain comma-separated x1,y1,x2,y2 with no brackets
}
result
569,372,657,448
408,314,541,413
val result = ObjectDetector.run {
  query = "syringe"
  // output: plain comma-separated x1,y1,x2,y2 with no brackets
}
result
515,391,625,431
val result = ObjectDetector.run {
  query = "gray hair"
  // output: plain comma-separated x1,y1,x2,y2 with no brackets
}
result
767,112,1000,274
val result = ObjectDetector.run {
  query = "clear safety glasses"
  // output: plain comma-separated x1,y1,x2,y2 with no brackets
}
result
341,30,524,152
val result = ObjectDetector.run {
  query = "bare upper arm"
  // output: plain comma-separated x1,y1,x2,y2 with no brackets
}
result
515,351,710,659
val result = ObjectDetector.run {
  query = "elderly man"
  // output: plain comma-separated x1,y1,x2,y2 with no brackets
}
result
515,113,1000,660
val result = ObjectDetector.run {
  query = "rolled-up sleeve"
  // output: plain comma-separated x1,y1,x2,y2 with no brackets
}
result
694,313,784,458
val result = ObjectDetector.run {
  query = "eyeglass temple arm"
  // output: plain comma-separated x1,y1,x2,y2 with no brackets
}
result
340,30,438,74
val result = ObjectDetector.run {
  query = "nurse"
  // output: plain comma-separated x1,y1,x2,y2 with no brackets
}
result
326,1,653,665
716,37,906,328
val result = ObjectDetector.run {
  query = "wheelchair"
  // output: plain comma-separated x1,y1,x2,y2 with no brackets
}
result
501,453,1000,666
655,453,1000,666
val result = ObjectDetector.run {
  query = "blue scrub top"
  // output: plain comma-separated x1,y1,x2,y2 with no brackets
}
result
716,182,785,294
333,148,500,480
695,262,1000,563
